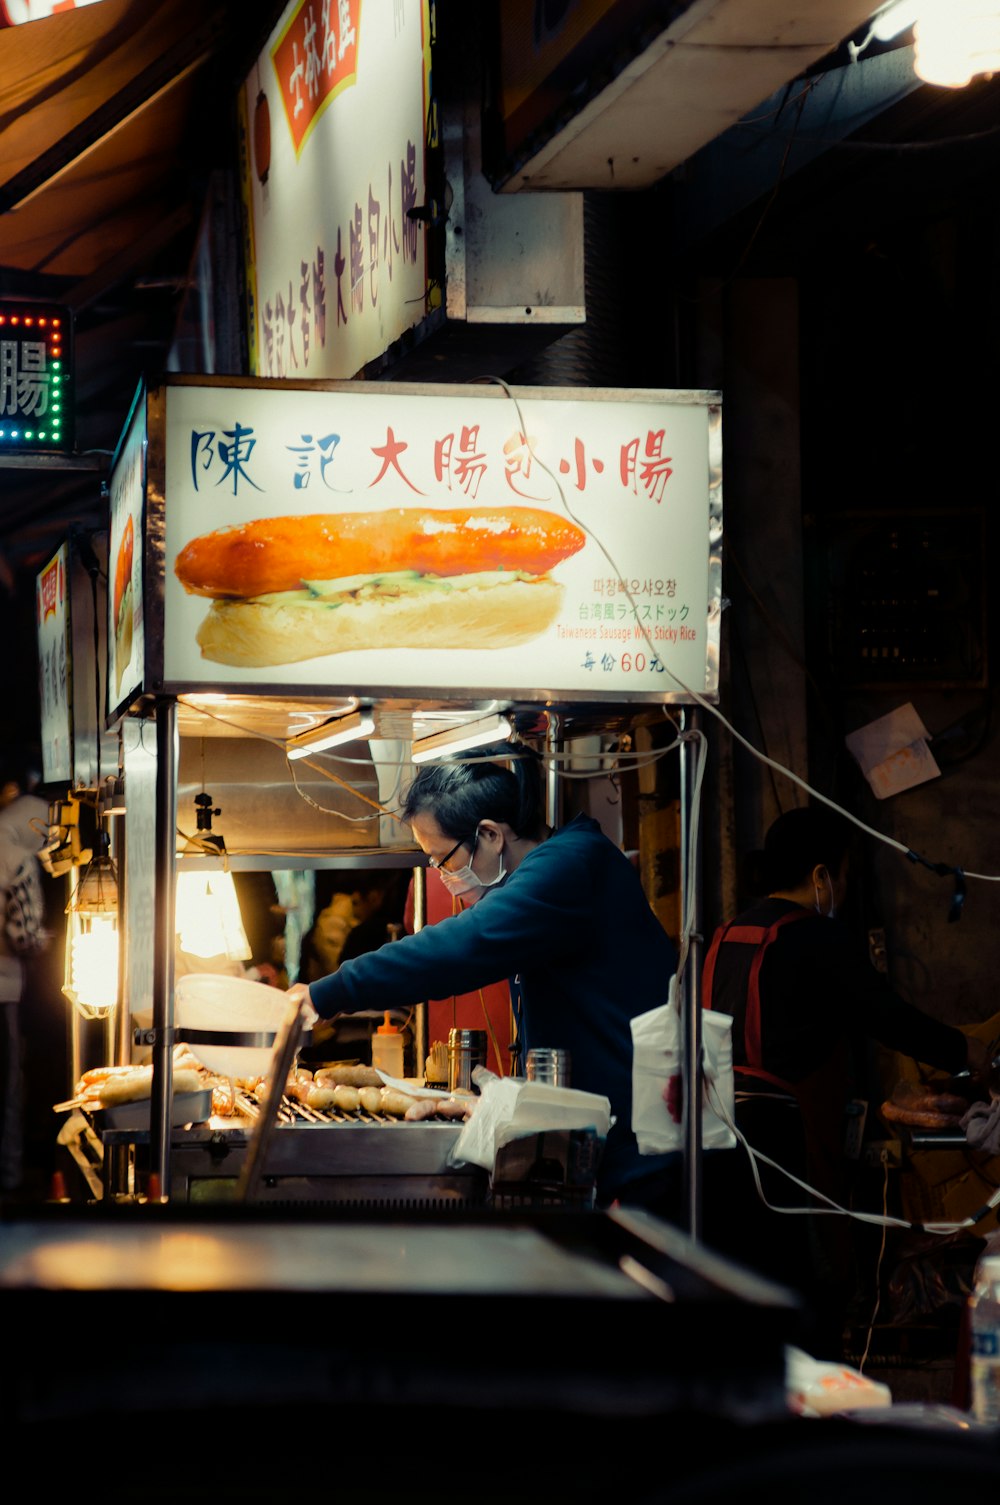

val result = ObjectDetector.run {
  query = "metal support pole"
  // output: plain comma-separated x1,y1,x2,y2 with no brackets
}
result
66,867,83,1096
679,705,705,1241
148,697,178,1195
114,812,129,1067
545,711,562,830
411,864,427,1079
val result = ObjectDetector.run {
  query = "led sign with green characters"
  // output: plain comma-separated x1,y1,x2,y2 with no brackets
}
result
0,302,72,453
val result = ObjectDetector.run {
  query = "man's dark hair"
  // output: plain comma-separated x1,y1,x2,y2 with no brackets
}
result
749,806,852,893
401,743,545,842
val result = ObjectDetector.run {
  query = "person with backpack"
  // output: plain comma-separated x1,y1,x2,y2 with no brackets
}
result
695,805,988,1357
0,755,49,1194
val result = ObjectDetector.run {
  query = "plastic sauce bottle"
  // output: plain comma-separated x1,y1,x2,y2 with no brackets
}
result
969,1254,1000,1421
371,1011,404,1079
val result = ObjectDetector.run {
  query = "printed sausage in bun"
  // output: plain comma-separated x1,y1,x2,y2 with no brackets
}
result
173,506,586,667
113,515,134,692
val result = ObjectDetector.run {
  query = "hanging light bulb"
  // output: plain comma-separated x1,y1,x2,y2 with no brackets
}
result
913,1,1000,87
67,913,119,1014
63,829,119,1019
175,869,251,961
175,791,251,962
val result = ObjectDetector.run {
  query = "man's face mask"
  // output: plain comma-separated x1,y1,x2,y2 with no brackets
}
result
437,828,506,904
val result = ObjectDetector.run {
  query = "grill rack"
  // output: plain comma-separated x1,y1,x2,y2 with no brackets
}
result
235,1089,462,1127
151,1086,491,1209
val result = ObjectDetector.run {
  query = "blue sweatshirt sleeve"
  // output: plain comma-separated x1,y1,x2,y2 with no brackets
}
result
309,835,596,1018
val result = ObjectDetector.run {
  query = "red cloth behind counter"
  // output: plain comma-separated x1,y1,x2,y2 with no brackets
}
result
403,877,513,1078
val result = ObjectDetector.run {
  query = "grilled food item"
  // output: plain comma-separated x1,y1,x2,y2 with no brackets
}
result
379,1088,419,1117
173,506,586,667
113,515,134,692
315,1063,383,1088
880,1086,970,1130
333,1084,361,1112
880,1099,963,1129
75,1048,204,1106
92,1065,204,1107
404,1095,475,1122
358,1086,383,1114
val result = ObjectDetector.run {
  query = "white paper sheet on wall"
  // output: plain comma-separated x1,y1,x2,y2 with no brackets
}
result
845,703,941,800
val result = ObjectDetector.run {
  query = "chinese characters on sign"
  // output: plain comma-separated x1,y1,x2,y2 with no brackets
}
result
272,0,360,155
257,137,420,377
185,415,681,510
36,544,72,784
0,303,71,452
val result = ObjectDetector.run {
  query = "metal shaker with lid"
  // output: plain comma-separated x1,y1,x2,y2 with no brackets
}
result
448,1028,488,1092
525,1047,571,1086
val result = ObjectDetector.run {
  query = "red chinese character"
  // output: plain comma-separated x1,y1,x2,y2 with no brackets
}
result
502,430,548,500
621,429,673,503
369,427,424,493
272,0,360,155
559,438,604,492
39,561,58,619
434,425,487,498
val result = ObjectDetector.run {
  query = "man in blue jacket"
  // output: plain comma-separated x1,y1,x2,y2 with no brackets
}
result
292,747,679,1208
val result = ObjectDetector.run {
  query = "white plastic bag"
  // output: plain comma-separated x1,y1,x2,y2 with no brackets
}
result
449,1066,611,1172
631,974,736,1153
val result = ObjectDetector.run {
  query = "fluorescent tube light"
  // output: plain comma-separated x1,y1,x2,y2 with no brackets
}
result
411,714,514,764
869,1,920,42
286,710,375,760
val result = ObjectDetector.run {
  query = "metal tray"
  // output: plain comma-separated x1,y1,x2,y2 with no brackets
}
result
88,1089,214,1134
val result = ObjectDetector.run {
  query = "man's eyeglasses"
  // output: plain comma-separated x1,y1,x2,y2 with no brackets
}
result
426,835,474,873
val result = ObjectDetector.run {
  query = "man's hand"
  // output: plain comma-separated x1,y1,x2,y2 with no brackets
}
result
965,1033,991,1080
285,982,319,1028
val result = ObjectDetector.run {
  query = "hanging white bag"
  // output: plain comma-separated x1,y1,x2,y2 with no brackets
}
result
631,973,736,1154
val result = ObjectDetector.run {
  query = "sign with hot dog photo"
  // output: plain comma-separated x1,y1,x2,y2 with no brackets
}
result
107,383,146,720
161,380,722,703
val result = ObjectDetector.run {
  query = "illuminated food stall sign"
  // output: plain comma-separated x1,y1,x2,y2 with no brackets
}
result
106,383,147,721
0,301,71,452
152,378,722,707
36,543,72,784
238,0,432,381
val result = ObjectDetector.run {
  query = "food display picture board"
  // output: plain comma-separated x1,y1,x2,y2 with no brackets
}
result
36,541,72,784
106,379,148,723
135,377,721,709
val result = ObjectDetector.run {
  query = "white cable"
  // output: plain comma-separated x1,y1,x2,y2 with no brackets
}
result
675,727,707,986
704,1075,996,1235
481,378,1000,885
177,695,683,781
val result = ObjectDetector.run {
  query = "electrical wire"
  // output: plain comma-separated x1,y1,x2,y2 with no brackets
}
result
857,1158,890,1374
478,378,1000,887
177,696,683,792
704,1073,1000,1237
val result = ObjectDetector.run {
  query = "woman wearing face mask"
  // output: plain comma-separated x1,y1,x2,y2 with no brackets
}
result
695,804,987,1358
290,743,680,1210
